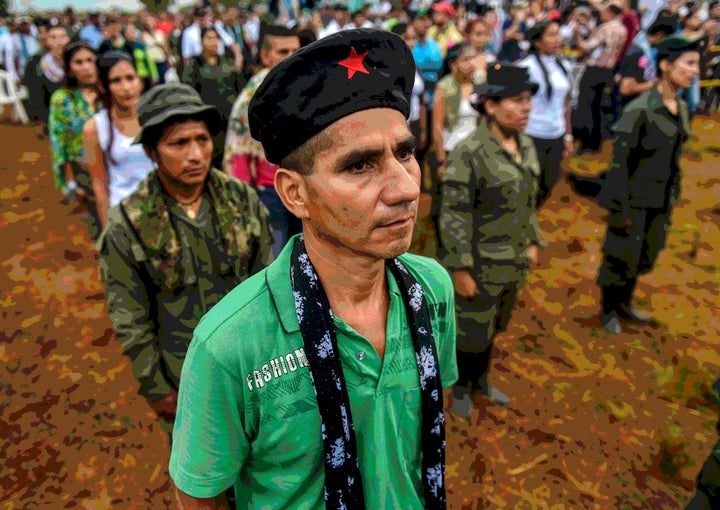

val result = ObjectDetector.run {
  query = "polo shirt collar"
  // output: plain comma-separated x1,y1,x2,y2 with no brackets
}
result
265,234,403,334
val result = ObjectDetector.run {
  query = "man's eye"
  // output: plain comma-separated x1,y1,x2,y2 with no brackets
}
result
398,148,416,162
349,161,371,173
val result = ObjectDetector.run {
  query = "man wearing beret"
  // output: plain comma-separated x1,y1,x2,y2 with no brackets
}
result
597,35,701,334
439,64,542,414
169,29,457,509
97,83,274,434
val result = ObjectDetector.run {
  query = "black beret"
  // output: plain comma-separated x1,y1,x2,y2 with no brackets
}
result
656,35,704,64
248,28,415,166
474,63,539,100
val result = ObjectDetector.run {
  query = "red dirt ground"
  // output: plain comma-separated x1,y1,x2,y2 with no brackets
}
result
1,115,719,509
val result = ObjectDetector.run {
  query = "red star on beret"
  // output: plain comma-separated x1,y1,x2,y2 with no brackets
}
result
338,47,369,79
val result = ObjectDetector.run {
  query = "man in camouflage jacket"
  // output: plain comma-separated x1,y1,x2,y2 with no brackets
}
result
97,84,274,432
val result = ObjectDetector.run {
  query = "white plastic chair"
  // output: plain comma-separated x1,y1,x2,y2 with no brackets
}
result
0,69,29,124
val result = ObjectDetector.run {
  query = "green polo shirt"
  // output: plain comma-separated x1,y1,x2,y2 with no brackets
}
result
169,235,457,508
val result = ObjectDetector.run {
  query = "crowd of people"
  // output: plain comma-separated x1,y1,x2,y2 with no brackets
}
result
2,0,720,508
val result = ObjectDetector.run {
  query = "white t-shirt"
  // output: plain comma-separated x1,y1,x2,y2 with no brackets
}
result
519,54,571,140
409,71,425,123
94,110,154,207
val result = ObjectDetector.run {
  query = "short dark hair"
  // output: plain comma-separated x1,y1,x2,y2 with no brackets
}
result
391,22,409,36
260,24,298,51
607,5,623,16
280,130,333,176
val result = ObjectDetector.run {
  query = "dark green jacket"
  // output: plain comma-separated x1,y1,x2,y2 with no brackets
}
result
440,118,541,280
600,86,691,214
98,169,274,401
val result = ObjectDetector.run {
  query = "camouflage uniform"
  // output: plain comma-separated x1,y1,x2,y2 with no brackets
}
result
440,118,541,388
98,169,273,428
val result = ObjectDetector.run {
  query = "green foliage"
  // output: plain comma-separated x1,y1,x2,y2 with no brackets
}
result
140,0,174,14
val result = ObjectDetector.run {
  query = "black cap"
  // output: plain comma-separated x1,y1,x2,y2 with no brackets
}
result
525,20,552,42
474,63,539,100
248,28,415,166
656,35,705,64
134,83,222,145
647,16,676,37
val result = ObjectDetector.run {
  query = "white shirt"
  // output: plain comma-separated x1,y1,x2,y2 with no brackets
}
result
409,71,425,123
0,29,15,81
318,19,341,40
519,54,571,140
12,33,40,78
94,110,154,207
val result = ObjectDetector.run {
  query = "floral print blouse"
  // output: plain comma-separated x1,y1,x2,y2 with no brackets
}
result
48,88,101,195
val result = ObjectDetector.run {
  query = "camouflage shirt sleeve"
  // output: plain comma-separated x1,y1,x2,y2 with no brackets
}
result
439,144,479,271
97,208,173,401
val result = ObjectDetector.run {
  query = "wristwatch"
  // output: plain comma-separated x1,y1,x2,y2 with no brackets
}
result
563,134,574,143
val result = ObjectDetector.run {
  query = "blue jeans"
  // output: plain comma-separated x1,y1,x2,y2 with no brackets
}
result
256,186,302,258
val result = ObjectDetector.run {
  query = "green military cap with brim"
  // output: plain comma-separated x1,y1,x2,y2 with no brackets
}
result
656,34,705,64
248,28,415,166
133,83,223,145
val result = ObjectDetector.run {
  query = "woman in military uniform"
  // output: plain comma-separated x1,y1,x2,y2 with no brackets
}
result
440,64,541,415
597,35,702,334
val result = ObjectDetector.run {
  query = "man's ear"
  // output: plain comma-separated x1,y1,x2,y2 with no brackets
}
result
274,168,310,220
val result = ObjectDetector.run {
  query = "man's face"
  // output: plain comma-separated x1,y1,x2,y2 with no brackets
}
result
153,120,213,189
433,11,449,27
712,5,720,19
400,25,417,48
261,35,300,69
297,108,421,260
38,26,49,50
353,13,367,27
412,17,427,38
486,91,533,132
106,21,120,38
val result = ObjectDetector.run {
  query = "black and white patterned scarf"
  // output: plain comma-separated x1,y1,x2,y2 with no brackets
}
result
290,236,446,509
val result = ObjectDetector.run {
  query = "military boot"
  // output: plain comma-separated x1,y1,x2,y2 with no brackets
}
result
615,278,652,323
600,285,623,334
450,384,473,418
478,372,511,406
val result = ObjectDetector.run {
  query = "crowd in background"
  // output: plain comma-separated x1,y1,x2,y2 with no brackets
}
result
1,2,719,506
0,1,718,224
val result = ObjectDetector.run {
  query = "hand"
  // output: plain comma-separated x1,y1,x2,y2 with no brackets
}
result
528,244,540,265
453,270,480,300
234,54,244,71
563,138,574,159
147,389,178,421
